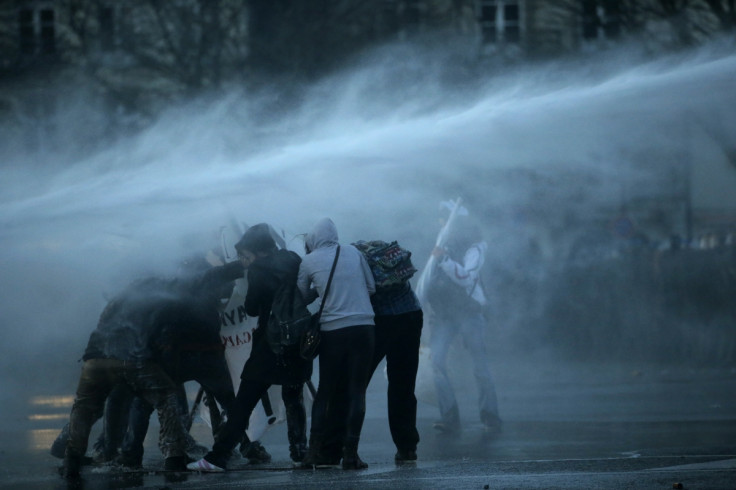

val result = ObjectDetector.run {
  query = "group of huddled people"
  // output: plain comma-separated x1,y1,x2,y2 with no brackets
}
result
55,205,502,480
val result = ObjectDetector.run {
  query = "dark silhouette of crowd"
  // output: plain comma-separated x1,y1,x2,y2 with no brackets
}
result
58,213,494,481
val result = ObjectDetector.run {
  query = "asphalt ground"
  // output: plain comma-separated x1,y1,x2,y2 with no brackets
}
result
3,358,736,489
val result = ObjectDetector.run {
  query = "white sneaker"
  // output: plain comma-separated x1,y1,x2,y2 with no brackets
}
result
187,458,225,472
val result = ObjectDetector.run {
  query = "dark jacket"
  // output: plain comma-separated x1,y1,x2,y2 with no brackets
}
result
82,261,245,365
240,249,313,385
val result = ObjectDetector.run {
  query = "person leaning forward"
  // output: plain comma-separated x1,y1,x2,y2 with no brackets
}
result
187,223,312,472
61,271,239,479
296,218,376,470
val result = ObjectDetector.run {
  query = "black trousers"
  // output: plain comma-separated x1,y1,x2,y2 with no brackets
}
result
323,311,422,454
374,310,423,451
310,325,375,449
205,379,305,468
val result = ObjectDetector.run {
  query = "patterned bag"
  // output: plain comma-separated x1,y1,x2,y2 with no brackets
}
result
352,240,417,291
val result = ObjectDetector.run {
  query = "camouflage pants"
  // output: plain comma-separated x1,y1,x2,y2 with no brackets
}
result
66,358,187,460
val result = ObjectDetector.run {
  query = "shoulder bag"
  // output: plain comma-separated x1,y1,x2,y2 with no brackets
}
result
299,245,340,360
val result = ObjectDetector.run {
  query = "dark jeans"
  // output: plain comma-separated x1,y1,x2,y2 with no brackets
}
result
121,351,237,462
324,311,422,454
310,325,375,449
374,310,422,451
66,358,187,460
205,380,306,468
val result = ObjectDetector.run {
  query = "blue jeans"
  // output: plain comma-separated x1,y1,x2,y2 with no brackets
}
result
429,311,499,426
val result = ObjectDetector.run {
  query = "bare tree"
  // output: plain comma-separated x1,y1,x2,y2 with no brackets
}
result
697,0,736,31
117,0,249,94
626,0,733,47
58,1,250,98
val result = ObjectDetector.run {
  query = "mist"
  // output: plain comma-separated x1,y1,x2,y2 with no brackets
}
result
2,40,736,404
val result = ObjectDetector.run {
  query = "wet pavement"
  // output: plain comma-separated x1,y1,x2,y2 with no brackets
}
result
3,359,736,489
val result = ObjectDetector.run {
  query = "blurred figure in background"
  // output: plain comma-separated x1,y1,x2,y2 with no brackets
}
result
426,201,501,436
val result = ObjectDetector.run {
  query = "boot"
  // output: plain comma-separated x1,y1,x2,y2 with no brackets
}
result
289,442,307,463
395,448,417,463
285,387,308,463
299,434,326,469
50,424,70,459
116,450,143,469
240,440,272,464
164,455,188,472
62,454,82,479
299,444,321,468
341,438,367,470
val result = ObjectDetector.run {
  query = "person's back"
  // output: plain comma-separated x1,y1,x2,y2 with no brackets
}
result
83,277,179,363
297,218,375,330
64,276,194,478
322,239,423,464
297,218,376,470
245,248,302,330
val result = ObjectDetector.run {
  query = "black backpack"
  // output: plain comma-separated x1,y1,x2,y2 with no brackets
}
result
266,277,312,355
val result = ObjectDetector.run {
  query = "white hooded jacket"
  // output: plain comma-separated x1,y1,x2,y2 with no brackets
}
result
437,241,488,306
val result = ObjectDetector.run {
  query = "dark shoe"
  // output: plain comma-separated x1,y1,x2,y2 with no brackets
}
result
342,443,367,470
320,451,342,466
240,440,271,464
289,443,307,463
50,425,69,459
62,455,82,479
116,452,142,469
93,448,118,464
299,451,341,468
298,444,334,468
342,452,368,470
395,448,417,463
164,456,188,472
298,446,320,469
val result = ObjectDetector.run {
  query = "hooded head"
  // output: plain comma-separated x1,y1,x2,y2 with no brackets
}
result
305,218,338,254
235,223,277,256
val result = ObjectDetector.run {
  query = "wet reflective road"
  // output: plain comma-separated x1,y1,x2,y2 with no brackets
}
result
3,360,736,489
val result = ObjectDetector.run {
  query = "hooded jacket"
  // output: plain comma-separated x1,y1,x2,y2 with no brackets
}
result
297,218,375,331
437,241,488,306
239,248,312,385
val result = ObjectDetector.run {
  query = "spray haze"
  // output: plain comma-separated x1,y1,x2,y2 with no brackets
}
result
1,42,736,396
